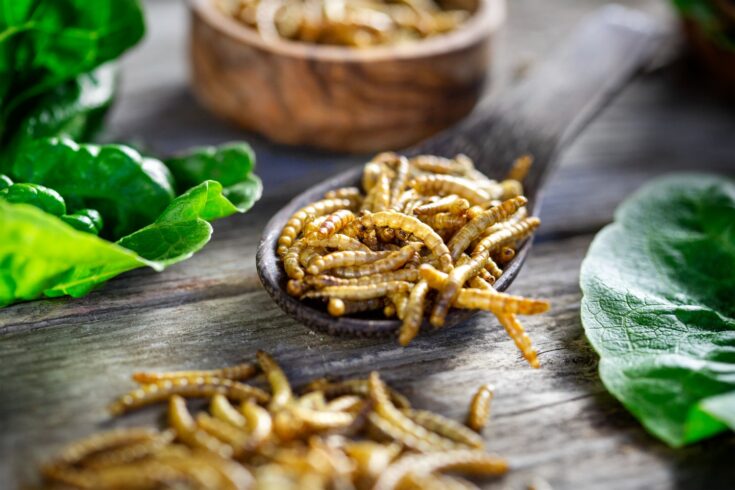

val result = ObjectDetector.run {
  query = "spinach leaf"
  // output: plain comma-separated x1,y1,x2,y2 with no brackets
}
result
580,174,735,447
61,208,103,236
671,0,735,51
0,182,66,216
0,0,144,138
11,137,175,239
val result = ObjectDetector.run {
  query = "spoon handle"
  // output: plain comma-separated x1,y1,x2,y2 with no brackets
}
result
414,5,665,188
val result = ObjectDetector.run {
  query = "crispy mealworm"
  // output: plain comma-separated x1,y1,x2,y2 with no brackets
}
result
42,428,159,469
290,405,355,430
410,175,490,206
384,302,397,318
471,217,541,256
272,408,308,442
314,210,356,239
389,156,410,207
368,372,459,452
302,281,412,301
257,350,293,410
287,279,308,297
304,234,371,252
324,187,362,201
211,394,247,428
132,363,257,384
360,212,452,272
277,198,354,256
284,241,307,280
496,313,540,368
447,196,528,260
484,257,503,278
296,390,326,410
363,161,385,192
362,227,379,250
304,378,411,409
409,155,471,175
196,413,251,455
155,447,253,490
366,171,391,212
298,246,324,266
81,430,176,469
401,408,485,449
399,280,430,346
325,395,364,412
305,268,420,288
467,384,495,431
420,212,468,234
43,459,194,489
108,377,269,415
374,450,508,490
169,395,234,458
307,249,391,275
330,242,421,278
469,276,494,290
506,154,533,182
392,189,418,212
327,298,384,316
302,215,329,237
414,195,470,216
496,246,516,264
500,179,524,200
328,298,347,316
389,292,409,320
240,399,273,447
429,252,489,328
344,441,402,481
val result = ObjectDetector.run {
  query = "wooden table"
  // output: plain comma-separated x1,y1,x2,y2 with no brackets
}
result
1,0,734,487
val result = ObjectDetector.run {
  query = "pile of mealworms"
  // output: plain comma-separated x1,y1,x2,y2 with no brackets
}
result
39,352,504,489
214,0,470,47
278,152,549,366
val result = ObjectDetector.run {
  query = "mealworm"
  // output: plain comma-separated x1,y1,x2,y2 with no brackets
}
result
409,155,471,175
392,189,419,212
363,161,385,192
401,408,485,449
307,249,390,275
196,413,252,455
389,156,410,207
330,242,421,278
496,246,516,264
384,302,397,317
278,198,354,256
326,297,384,317
296,390,326,410
325,395,364,413
272,407,309,442
303,215,329,237
287,279,309,297
108,376,269,415
240,399,273,447
305,268,420,288
469,276,494,290
410,175,490,206
80,430,176,469
360,212,452,272
374,450,508,490
506,154,533,182
283,240,306,280
211,394,247,428
447,196,528,260
364,171,391,212
471,217,541,256
324,187,362,201
168,395,234,458
132,363,257,384
420,212,468,234
484,257,503,278
414,195,470,216
467,384,495,431
429,252,489,328
290,405,356,430
400,472,480,490
313,210,355,239
304,234,371,252
302,281,412,301
155,447,253,490
43,427,159,469
343,441,402,480
389,292,409,320
368,372,459,452
500,179,524,200
398,280,430,346
456,289,549,315
304,378,411,409
44,459,194,489
257,350,293,410
496,313,540,368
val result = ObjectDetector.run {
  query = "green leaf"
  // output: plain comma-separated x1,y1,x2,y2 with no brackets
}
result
580,173,735,447
670,0,735,51
60,208,103,236
11,137,175,239
0,182,66,216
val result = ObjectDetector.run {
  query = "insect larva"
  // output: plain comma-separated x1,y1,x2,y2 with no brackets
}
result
454,289,550,315
496,313,539,368
420,212,468,233
496,246,516,264
363,161,385,192
211,394,247,428
374,450,507,490
360,211,452,272
506,154,533,182
287,279,309,297
398,280,430,346
392,189,418,212
296,390,327,410
302,215,329,237
447,196,528,260
302,281,412,301
304,378,411,409
314,210,355,239
325,395,364,412
384,302,397,318
240,399,273,447
44,459,192,489
400,472,480,490
467,384,494,431
43,427,159,469
257,350,293,410
469,276,494,290
196,413,251,454
307,249,391,275
388,292,409,320
277,198,353,256
471,217,541,256
484,257,503,278
368,372,459,451
168,395,234,458
343,441,402,481
367,412,445,454
132,363,257,384
414,195,470,216
156,447,253,490
290,405,356,430
272,407,309,442
410,174,490,206
500,179,524,200
324,186,362,201
401,409,485,449
389,155,410,207
305,234,370,252
325,297,384,317
330,242,421,278
429,252,489,328
409,154,471,175
108,376,269,415
283,241,306,280
79,430,175,469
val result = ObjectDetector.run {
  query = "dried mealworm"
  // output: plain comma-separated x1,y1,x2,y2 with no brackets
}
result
257,350,293,410
108,377,269,415
343,441,402,481
506,154,533,182
290,405,356,430
430,252,489,328
307,249,391,275
303,215,329,237
401,408,484,449
302,281,412,301
469,276,494,290
409,155,471,175
363,161,385,192
496,313,540,368
484,257,504,279
389,155,410,207
392,189,419,212
287,279,309,297
43,427,160,469
471,217,541,256
81,430,176,469
364,171,391,212
132,363,257,384
368,372,459,452
447,196,528,261
306,268,420,288
467,384,495,431
414,195,470,216
168,395,234,458
496,246,516,264
327,298,384,316
384,302,397,318
284,240,307,280
455,289,549,315
389,292,409,320
278,198,353,256
313,210,356,239
241,399,273,447
211,394,247,428
410,174,490,206
325,395,364,413
305,378,411,409
305,234,371,252
299,246,324,267
196,413,252,455
398,280,430,346
420,212,468,234
324,186,362,201
360,211,452,272
500,179,524,200
330,242,421,278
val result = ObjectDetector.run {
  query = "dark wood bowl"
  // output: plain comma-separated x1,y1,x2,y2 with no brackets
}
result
188,0,505,153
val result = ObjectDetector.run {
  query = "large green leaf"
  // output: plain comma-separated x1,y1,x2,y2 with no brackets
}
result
671,0,735,51
580,174,735,447
11,137,175,239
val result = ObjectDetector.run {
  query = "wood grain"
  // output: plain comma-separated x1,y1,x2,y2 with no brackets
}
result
1,0,735,488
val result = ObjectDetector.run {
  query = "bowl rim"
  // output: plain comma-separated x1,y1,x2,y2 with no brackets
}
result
190,0,506,62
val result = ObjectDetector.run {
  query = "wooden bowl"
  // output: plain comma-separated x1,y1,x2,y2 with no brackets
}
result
189,0,506,153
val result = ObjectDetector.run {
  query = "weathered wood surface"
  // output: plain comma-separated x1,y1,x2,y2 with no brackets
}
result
1,0,734,488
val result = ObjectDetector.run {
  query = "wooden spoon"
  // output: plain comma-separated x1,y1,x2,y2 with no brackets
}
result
257,6,663,337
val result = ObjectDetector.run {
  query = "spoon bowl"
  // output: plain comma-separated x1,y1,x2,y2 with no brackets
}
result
257,6,662,337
